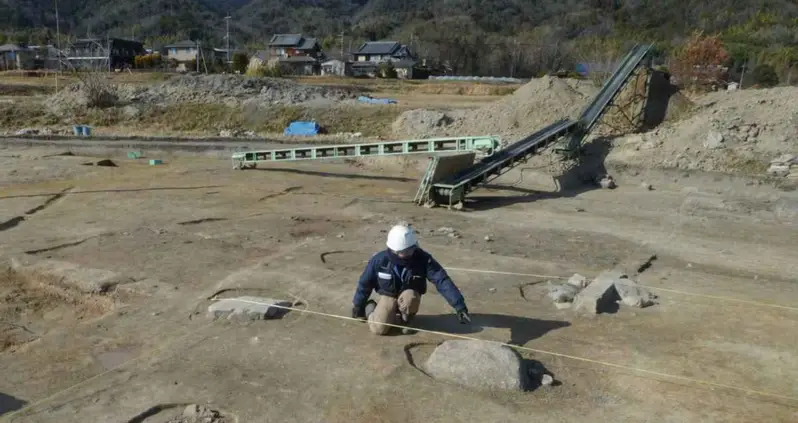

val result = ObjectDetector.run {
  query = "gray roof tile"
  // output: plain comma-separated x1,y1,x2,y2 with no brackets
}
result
355,41,400,55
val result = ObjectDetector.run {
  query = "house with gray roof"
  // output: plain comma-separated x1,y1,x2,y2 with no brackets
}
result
350,41,416,78
262,34,323,75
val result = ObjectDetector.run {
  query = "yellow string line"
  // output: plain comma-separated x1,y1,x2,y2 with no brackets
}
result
446,267,798,312
215,297,798,405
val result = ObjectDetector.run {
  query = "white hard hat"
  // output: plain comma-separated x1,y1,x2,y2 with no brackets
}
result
386,224,418,251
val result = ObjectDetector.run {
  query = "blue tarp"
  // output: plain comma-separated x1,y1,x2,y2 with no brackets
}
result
358,96,398,105
284,121,320,136
575,63,589,76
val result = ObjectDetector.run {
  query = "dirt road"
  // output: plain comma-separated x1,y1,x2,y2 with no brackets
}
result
0,145,796,422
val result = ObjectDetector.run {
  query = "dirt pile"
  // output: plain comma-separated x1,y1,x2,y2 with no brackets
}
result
392,76,598,141
608,86,798,174
48,74,360,114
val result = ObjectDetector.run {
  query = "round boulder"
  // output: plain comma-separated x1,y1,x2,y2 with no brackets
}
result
424,340,529,391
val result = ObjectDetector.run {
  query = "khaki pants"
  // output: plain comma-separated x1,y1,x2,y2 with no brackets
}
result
368,289,421,335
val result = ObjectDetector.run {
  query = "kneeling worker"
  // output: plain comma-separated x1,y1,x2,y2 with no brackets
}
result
352,224,471,335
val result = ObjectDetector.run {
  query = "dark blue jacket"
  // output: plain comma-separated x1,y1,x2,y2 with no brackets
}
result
353,248,466,312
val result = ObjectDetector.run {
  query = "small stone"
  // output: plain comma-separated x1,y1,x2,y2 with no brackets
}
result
641,182,653,190
547,282,580,303
614,279,657,308
488,288,497,293
541,374,554,386
704,131,724,149
767,164,791,176
438,226,455,233
448,232,460,239
484,235,493,242
554,302,572,310
566,273,589,289
336,233,344,238
599,176,616,189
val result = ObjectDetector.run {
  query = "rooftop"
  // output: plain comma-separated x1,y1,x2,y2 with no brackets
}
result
164,40,198,48
354,41,401,56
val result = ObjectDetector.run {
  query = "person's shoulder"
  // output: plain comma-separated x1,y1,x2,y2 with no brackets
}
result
415,248,433,261
369,250,389,261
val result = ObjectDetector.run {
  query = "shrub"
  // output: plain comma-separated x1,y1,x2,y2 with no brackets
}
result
671,31,730,89
751,63,779,87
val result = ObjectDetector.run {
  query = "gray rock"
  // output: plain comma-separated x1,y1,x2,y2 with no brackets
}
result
770,153,795,165
424,340,529,391
572,271,621,314
767,164,791,176
704,131,724,149
566,273,589,289
599,176,616,189
614,279,657,308
547,282,580,303
207,296,292,321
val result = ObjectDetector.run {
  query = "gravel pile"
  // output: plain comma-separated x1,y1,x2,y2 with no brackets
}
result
48,74,360,114
393,76,598,142
122,74,360,106
608,86,798,174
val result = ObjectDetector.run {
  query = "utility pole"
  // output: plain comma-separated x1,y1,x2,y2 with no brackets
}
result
196,40,200,72
224,15,232,71
339,30,344,60
54,0,62,92
739,61,747,89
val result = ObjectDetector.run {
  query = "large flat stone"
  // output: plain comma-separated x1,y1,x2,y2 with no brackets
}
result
424,340,529,392
572,270,621,314
207,296,292,321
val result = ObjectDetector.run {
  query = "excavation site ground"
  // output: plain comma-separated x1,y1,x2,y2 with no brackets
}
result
1,60,798,422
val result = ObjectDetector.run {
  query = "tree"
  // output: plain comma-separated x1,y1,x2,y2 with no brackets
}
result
232,52,249,74
377,62,397,78
671,31,730,89
751,63,779,87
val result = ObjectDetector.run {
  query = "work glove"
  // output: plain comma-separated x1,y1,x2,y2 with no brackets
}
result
352,305,366,320
456,307,471,324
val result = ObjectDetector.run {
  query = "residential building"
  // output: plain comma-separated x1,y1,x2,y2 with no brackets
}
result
268,34,322,60
352,41,412,63
349,41,416,78
0,44,35,70
321,59,349,77
164,40,201,64
64,38,144,70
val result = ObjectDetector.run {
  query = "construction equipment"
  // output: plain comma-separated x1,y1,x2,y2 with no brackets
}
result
231,135,501,169
428,120,576,207
423,43,653,207
560,44,653,154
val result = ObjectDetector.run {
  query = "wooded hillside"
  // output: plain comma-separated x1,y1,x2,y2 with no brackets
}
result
2,0,797,79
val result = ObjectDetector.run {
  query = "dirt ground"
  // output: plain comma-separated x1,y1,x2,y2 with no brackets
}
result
0,144,796,422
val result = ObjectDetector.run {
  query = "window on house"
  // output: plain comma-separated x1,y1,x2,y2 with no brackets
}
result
170,48,177,55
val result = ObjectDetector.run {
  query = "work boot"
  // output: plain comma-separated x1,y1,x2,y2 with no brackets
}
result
400,312,417,335
364,300,377,319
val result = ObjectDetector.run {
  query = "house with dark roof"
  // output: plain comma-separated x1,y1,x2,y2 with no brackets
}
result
255,34,324,75
350,41,416,78
268,34,322,59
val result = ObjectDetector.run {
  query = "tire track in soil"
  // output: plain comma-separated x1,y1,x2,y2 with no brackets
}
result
0,186,74,232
